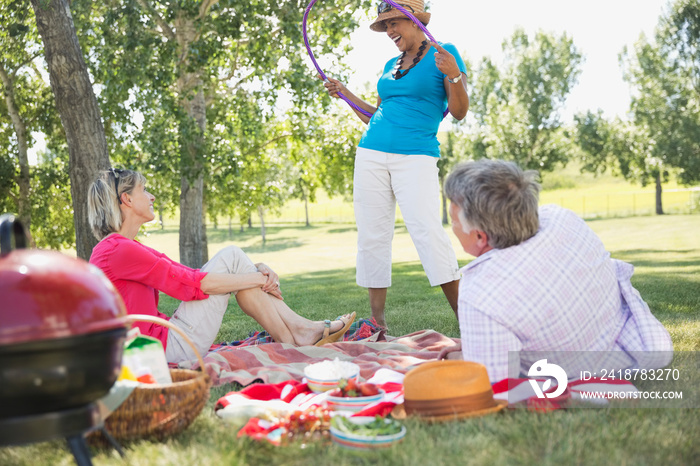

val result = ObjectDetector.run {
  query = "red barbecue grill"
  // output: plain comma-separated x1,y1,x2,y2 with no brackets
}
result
0,214,129,465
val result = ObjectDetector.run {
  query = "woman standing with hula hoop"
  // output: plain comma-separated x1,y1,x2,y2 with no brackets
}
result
323,1,469,329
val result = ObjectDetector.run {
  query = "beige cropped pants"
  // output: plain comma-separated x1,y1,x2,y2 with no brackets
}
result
353,147,460,288
164,245,256,363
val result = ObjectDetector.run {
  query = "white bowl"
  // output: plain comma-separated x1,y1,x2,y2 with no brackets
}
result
330,416,406,450
305,373,360,393
327,390,385,413
303,360,360,393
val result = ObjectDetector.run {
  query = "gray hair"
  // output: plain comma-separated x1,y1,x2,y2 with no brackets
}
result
444,159,541,249
87,169,146,241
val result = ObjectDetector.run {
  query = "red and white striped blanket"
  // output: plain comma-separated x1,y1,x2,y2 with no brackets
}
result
193,329,457,387
193,329,638,403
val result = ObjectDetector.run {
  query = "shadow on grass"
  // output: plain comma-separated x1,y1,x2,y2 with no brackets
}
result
147,225,324,242
630,273,700,317
282,261,460,337
205,225,322,244
146,225,320,254
232,238,305,254
610,249,700,320
614,249,700,269
326,226,357,234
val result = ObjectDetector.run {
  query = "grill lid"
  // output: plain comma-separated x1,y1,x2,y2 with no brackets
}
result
0,214,127,346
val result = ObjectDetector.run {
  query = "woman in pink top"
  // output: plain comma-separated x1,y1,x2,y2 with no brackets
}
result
87,169,355,363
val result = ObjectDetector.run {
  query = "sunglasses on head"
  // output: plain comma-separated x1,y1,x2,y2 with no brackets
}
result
109,167,125,204
377,2,415,15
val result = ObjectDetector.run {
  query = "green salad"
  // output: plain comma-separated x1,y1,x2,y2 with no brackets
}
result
331,415,403,436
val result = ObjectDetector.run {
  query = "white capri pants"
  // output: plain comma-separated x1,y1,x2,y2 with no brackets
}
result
165,245,257,363
353,147,460,288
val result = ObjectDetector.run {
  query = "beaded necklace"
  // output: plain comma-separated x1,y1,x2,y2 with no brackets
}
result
393,40,428,80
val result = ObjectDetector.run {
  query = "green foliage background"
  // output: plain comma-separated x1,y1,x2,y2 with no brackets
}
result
0,0,697,253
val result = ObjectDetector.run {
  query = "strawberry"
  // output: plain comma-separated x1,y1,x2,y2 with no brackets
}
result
359,382,380,396
337,378,359,397
344,378,358,392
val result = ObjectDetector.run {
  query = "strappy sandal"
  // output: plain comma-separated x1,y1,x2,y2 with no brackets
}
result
314,312,356,346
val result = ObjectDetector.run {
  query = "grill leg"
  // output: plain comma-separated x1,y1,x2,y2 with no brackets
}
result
66,435,93,466
98,427,126,458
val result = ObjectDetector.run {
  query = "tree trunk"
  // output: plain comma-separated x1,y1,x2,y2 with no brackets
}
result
30,0,110,260
441,190,448,225
179,173,205,266
228,216,232,240
175,17,208,267
201,187,209,262
655,172,664,215
258,205,266,244
0,64,32,233
303,189,310,227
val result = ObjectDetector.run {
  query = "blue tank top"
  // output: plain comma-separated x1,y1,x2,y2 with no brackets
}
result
358,42,467,158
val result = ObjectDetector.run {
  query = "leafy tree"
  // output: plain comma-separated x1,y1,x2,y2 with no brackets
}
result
437,59,475,224
467,29,582,173
30,0,111,259
30,152,75,249
293,100,365,218
279,103,363,227
576,0,700,216
619,0,699,189
0,0,44,232
240,146,292,243
285,136,322,228
574,110,668,214
289,147,318,227
437,127,460,224
0,0,78,249
72,0,371,267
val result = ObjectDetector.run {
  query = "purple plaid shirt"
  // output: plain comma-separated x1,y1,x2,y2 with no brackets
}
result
458,205,673,382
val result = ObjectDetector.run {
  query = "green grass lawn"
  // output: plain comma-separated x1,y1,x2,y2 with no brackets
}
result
2,215,698,465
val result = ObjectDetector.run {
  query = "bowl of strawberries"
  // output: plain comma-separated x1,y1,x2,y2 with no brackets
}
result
326,379,385,413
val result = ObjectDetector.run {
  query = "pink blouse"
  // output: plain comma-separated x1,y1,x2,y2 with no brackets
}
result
90,234,208,349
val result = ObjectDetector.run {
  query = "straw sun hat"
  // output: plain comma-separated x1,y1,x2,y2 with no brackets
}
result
400,360,507,422
370,0,431,32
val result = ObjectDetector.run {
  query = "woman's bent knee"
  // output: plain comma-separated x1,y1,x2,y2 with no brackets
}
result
204,245,257,274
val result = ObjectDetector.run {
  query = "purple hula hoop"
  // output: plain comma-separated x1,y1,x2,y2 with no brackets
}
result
302,0,450,119
303,0,372,117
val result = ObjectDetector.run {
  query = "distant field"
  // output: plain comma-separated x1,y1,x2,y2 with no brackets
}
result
141,213,700,278
157,162,698,228
537,163,698,218
267,183,697,224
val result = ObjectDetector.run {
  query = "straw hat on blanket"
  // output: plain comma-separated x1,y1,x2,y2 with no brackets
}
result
400,360,507,421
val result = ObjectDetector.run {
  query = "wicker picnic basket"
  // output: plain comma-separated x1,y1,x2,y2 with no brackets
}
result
98,315,211,442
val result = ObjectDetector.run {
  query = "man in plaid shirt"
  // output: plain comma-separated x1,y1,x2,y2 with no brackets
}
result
441,160,673,382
